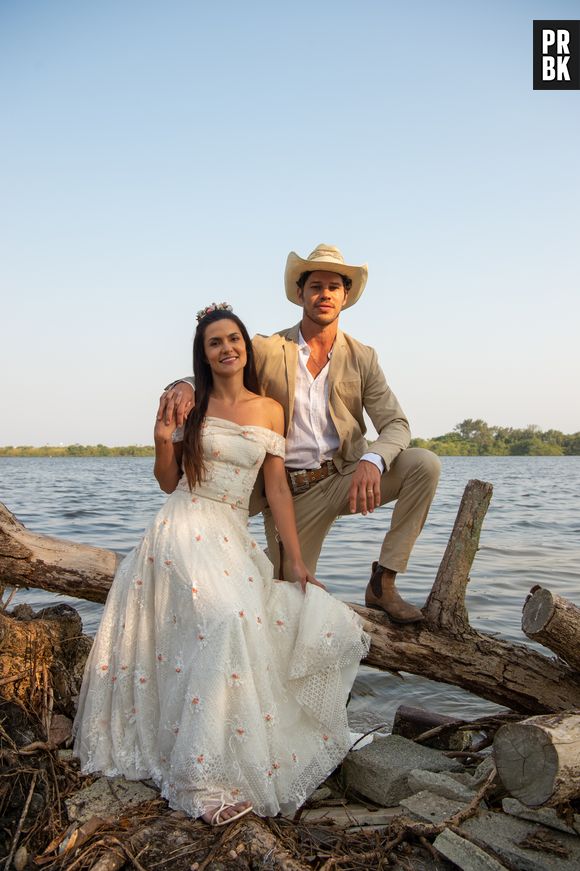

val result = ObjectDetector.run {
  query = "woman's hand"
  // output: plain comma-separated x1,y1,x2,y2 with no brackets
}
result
153,409,182,493
286,560,327,593
154,411,178,445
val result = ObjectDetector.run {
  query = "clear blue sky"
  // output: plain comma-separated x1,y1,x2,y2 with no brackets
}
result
1,0,579,445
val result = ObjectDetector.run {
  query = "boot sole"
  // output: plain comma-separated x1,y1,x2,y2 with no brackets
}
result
364,602,425,624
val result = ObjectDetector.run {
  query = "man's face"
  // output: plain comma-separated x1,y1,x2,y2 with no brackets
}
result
297,271,348,327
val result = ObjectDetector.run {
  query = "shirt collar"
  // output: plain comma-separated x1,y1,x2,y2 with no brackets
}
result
297,328,334,359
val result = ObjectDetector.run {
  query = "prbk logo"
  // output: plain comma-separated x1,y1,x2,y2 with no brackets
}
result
533,21,579,89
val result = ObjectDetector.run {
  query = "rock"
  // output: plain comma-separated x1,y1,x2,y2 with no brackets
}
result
399,790,472,824
449,771,482,787
65,776,157,824
462,810,580,871
0,700,38,747
342,734,463,806
502,798,580,837
433,827,509,870
310,786,332,802
408,768,478,803
474,755,495,784
49,713,73,746
298,802,403,827
13,846,28,871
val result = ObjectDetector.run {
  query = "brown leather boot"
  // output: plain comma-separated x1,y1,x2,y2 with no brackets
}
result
365,562,425,624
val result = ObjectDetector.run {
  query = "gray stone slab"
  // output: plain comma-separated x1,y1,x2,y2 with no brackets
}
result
342,734,463,806
399,790,469,824
299,803,403,827
449,771,481,788
502,798,580,837
66,776,157,824
462,810,580,871
408,768,477,803
434,827,509,870
473,755,495,784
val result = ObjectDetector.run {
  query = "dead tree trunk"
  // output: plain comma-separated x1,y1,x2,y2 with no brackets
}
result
494,712,580,807
2,485,580,715
522,585,580,673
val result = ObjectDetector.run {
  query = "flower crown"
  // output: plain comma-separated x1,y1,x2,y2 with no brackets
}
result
195,302,234,323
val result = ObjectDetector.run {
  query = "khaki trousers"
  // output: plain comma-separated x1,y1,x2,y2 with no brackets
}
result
263,448,441,580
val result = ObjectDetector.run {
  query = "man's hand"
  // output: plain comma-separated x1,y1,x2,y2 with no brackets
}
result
157,382,194,427
349,460,381,515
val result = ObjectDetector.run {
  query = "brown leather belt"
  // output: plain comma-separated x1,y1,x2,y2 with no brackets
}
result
286,460,337,495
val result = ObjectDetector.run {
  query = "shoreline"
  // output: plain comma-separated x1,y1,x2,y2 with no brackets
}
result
2,449,580,458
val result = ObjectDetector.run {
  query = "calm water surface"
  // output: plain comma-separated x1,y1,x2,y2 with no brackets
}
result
2,456,579,727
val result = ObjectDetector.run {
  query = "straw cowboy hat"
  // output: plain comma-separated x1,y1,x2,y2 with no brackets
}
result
284,244,368,310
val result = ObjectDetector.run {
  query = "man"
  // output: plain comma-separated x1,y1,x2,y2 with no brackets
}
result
161,244,440,623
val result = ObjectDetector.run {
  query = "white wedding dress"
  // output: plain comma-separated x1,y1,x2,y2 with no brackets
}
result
74,417,370,818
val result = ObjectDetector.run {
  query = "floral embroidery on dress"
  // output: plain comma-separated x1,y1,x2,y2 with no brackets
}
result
232,722,248,741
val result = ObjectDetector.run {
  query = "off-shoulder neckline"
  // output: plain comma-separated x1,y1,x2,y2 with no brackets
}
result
204,416,283,438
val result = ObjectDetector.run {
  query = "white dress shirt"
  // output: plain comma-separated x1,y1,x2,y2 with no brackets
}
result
284,331,384,474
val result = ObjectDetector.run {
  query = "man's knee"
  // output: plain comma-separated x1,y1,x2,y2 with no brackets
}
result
395,447,441,486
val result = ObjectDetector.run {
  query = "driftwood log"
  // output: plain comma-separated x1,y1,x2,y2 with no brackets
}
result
522,585,580,673
391,705,468,750
0,502,119,604
2,482,580,715
494,711,580,807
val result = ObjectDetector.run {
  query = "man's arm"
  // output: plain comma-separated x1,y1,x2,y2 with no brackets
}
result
348,349,411,516
362,349,411,470
157,378,194,426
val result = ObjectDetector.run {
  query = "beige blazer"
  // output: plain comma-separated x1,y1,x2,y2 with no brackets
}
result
249,324,410,514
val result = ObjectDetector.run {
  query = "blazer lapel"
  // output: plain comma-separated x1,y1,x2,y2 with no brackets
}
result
327,329,347,439
282,324,300,429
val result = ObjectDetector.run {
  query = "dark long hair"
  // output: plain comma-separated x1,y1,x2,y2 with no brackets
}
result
182,309,259,490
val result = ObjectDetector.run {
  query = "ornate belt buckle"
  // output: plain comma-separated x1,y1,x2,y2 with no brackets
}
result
289,470,310,495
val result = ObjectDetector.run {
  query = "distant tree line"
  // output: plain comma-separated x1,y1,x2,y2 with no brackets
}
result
0,444,155,457
410,419,580,456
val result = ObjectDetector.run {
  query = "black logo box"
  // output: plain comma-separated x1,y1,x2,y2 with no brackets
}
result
533,20,579,90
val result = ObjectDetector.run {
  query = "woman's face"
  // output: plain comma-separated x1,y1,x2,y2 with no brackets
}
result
203,318,247,376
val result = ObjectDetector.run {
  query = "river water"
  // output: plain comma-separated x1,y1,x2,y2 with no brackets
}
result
2,456,579,727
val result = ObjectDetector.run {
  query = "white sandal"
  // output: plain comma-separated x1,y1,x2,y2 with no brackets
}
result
207,799,253,827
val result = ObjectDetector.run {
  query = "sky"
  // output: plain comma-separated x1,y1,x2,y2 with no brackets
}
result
1,0,579,446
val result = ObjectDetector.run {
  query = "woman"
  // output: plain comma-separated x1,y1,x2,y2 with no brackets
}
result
73,304,370,826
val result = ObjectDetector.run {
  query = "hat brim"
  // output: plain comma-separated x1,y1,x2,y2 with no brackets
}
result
284,252,368,310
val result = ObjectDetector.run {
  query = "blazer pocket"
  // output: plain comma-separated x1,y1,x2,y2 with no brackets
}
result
333,380,363,414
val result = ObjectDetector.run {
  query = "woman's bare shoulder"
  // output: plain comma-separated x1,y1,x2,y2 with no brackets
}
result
245,394,284,433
